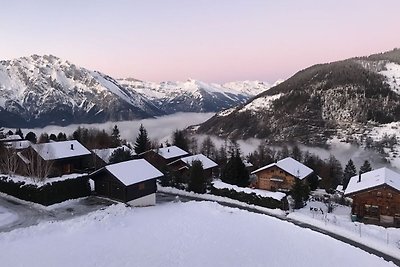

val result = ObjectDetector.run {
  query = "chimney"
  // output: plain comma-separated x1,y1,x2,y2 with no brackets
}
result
168,149,170,153
358,172,362,183
70,144,74,150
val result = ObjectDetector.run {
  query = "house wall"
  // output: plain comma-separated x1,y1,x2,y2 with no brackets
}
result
254,166,296,191
142,151,168,171
128,193,156,207
91,171,126,202
350,186,400,225
126,179,157,202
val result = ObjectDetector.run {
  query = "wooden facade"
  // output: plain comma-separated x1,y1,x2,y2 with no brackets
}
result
142,150,187,171
347,185,400,226
254,165,299,191
90,169,157,204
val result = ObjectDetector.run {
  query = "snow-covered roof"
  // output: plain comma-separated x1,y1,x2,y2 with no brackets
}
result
104,159,163,186
93,145,134,163
156,146,188,159
344,167,400,195
31,140,91,160
251,157,314,180
0,135,22,142
179,154,218,170
4,140,32,150
336,185,344,193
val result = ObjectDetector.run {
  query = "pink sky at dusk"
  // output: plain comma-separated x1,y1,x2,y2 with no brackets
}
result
1,0,399,83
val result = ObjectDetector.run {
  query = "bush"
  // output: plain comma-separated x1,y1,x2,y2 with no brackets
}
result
210,186,288,210
0,175,91,206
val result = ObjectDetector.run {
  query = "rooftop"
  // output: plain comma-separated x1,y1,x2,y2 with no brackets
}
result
156,146,188,160
344,167,400,195
104,159,163,186
179,154,218,170
31,140,91,161
251,157,313,180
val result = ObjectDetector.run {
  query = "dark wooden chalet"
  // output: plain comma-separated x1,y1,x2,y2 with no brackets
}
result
251,157,314,191
90,159,163,206
167,154,218,180
344,167,400,226
141,146,189,171
17,140,92,177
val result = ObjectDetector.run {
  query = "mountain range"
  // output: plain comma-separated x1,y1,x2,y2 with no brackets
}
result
0,55,273,127
196,48,400,146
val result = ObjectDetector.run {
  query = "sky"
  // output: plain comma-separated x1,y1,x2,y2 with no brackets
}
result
1,0,400,83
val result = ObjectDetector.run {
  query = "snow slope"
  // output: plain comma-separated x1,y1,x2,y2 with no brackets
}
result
0,201,395,267
118,78,274,113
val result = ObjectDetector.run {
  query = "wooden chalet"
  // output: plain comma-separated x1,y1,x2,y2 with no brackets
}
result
344,167,400,226
251,157,314,192
90,159,163,206
141,146,189,171
17,140,92,177
167,154,218,180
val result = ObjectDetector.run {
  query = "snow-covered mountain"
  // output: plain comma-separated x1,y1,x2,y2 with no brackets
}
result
196,48,400,146
0,55,163,127
0,55,273,127
118,78,272,113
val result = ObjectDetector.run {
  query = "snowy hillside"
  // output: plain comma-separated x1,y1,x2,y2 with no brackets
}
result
118,78,273,113
0,201,395,267
197,48,400,145
0,55,163,127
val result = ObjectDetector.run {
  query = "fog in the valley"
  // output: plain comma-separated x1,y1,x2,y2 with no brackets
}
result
20,112,394,170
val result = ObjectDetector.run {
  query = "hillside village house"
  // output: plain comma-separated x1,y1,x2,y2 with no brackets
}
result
141,146,189,171
251,157,314,192
90,159,163,206
167,154,218,180
344,167,400,226
17,140,92,178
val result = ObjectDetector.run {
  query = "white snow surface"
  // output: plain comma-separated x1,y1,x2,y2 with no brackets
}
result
0,201,395,267
288,198,400,262
0,206,18,228
104,159,163,186
344,167,400,195
252,157,314,180
4,140,32,150
156,145,188,159
379,62,400,94
239,93,282,114
32,140,91,160
179,154,218,170
212,180,286,200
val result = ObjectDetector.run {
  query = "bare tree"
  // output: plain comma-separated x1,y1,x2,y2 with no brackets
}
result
23,147,54,182
0,146,19,176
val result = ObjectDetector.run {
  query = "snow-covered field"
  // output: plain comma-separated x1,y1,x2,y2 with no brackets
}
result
288,198,400,260
0,201,396,267
0,206,18,228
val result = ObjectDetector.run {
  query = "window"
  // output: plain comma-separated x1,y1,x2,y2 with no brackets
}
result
364,204,379,217
376,191,382,197
139,183,145,190
388,192,393,198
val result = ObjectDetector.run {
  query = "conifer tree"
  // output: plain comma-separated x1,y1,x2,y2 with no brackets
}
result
188,160,206,193
109,147,134,164
134,124,151,154
15,128,23,139
360,160,372,174
25,132,37,143
172,129,189,152
342,159,357,190
111,125,121,147
221,150,249,187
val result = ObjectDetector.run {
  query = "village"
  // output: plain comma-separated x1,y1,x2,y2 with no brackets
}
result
0,124,400,263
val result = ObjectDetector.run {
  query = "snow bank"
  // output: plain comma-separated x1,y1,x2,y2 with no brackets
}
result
212,180,286,200
0,206,18,228
0,201,395,267
1,173,88,187
288,200,400,261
